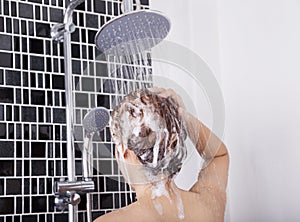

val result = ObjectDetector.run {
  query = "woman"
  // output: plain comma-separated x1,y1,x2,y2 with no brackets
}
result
94,88,229,222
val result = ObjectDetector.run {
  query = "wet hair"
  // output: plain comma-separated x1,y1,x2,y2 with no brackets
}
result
110,89,187,177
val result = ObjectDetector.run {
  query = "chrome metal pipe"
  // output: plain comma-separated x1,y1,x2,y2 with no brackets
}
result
121,0,141,13
82,134,93,181
62,1,85,222
54,181,95,194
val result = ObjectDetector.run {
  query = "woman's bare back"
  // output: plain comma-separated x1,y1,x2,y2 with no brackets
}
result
95,187,226,222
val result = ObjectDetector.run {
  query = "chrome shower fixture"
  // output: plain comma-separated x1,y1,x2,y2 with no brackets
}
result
95,10,171,56
50,0,84,42
82,107,110,135
82,107,110,180
81,107,110,222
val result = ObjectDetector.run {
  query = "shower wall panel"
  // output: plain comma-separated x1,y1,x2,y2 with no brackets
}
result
0,0,150,221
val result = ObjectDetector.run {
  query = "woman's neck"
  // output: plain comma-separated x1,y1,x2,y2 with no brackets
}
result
132,179,186,220
133,179,176,201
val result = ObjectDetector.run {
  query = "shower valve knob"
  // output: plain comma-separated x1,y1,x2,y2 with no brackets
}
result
54,192,81,211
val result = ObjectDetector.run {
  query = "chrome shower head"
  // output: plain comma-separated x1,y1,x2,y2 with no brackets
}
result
95,10,171,56
82,107,110,134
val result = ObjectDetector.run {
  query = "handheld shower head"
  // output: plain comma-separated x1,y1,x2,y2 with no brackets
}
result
82,107,110,135
95,10,171,56
81,107,109,222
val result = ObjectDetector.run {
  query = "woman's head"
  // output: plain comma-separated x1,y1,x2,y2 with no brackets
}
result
110,89,187,182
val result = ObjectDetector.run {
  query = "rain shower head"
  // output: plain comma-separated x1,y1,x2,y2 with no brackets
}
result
95,10,171,56
82,107,110,134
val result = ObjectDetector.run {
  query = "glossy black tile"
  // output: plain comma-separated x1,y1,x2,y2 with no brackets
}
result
0,160,14,176
0,88,14,103
8,123,14,139
22,215,36,222
100,194,113,209
36,22,50,38
0,197,14,214
0,52,12,68
22,107,36,122
23,160,31,176
4,0,9,15
0,141,14,157
6,105,12,121
11,2,17,16
29,39,44,54
94,0,106,14
53,214,67,222
19,3,33,19
72,60,81,74
0,34,12,51
0,105,3,121
23,88,29,104
38,125,53,140
22,37,28,52
39,214,46,222
49,8,63,22
30,56,44,71
28,21,34,36
35,5,41,20
31,142,46,158
86,13,98,28
31,90,46,105
5,17,12,33
0,17,4,32
71,44,81,58
42,6,48,21
75,93,89,107
5,216,12,222
16,160,22,176
13,18,19,34
38,73,43,88
39,178,45,194
113,2,120,16
106,177,119,192
31,178,38,194
88,30,96,44
0,180,4,196
52,74,65,89
97,94,110,108
6,179,21,195
32,196,47,213
28,0,43,3
16,197,22,214
140,0,149,5
0,123,6,139
5,70,21,86
53,108,66,123
0,69,3,84
32,160,46,176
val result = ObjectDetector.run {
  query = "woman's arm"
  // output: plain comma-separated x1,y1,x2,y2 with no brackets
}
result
183,111,229,194
149,88,229,196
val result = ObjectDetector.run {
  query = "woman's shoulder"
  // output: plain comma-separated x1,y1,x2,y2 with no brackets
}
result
93,201,155,222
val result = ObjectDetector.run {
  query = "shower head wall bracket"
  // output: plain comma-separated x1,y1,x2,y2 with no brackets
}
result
51,0,84,42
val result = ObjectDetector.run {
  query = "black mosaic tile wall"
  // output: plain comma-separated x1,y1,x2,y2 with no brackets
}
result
0,0,150,221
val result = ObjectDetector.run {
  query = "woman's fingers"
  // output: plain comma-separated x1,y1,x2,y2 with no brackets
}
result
147,87,165,94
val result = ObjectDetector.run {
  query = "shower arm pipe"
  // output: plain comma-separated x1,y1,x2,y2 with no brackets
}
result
62,0,85,222
64,0,85,29
122,0,141,13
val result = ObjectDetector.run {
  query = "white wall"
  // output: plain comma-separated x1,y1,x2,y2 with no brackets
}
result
151,0,300,221
218,0,300,221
